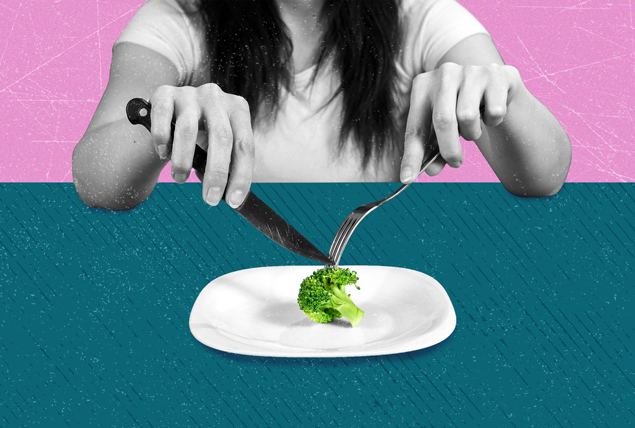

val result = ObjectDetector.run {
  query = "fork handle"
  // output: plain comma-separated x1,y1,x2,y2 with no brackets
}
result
376,141,440,207
418,135,441,176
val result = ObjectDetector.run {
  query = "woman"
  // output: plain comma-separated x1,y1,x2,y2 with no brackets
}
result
72,0,571,211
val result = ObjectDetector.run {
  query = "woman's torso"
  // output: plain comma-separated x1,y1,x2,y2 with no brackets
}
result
115,0,489,182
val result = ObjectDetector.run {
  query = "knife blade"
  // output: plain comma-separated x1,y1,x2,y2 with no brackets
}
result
126,97,333,266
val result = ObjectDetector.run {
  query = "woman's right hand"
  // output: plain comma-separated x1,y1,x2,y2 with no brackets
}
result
150,83,255,208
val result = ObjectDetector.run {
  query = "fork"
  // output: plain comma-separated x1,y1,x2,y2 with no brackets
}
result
327,140,440,268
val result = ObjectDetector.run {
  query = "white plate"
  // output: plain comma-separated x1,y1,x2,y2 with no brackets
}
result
189,266,456,358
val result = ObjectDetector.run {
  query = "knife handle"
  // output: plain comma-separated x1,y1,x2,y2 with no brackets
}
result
126,98,208,176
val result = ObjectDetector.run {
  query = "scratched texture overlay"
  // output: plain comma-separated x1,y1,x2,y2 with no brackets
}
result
1,183,633,427
1,0,634,182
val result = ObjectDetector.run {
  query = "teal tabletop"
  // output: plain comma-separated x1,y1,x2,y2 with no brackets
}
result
1,183,633,427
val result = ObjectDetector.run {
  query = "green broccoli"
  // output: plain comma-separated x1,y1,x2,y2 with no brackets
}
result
297,267,365,327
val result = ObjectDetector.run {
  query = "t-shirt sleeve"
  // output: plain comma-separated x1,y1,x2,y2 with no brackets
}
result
400,0,490,76
114,0,206,86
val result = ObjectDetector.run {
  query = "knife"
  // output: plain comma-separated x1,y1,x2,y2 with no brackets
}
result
126,97,333,266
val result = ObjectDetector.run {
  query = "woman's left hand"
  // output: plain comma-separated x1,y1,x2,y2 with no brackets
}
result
400,62,524,182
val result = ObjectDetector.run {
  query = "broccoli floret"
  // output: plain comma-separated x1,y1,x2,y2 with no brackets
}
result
297,267,365,327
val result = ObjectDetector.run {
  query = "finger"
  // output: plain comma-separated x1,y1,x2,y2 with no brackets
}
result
423,155,446,177
224,97,254,209
150,86,175,160
170,95,199,183
482,67,508,128
432,64,463,168
401,73,433,183
202,103,233,206
456,66,485,142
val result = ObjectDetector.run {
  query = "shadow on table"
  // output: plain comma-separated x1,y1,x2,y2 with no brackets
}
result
191,326,458,367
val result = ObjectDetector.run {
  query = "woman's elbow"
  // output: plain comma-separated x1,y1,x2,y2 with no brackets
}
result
73,173,145,211
504,180,564,198
505,133,572,198
504,154,571,198
73,177,145,211
72,144,146,211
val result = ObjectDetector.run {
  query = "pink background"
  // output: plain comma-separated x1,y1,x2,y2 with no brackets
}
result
1,0,633,183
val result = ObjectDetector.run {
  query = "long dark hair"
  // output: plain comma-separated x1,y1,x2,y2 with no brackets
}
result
198,0,402,167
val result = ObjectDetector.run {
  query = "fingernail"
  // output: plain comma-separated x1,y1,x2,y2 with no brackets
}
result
449,161,462,168
157,145,168,159
228,190,245,208
206,187,221,205
400,167,412,183
173,173,188,183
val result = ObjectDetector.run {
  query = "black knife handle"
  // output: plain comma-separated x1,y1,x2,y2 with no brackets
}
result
126,98,208,175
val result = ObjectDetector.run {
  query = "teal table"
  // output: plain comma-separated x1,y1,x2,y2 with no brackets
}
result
1,183,633,427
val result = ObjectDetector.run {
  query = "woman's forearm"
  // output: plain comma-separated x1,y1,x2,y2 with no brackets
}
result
72,119,167,211
481,84,572,197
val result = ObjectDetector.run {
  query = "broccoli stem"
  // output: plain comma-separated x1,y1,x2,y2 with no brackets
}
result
337,303,365,328
331,286,365,327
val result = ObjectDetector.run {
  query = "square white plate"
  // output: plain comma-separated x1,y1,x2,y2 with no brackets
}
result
189,266,456,357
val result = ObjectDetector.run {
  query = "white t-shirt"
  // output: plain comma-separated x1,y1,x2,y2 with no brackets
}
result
115,0,489,182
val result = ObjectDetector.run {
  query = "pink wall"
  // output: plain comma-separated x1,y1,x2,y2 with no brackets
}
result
1,0,633,182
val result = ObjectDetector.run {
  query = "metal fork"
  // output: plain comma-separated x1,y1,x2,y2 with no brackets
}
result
327,141,440,268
